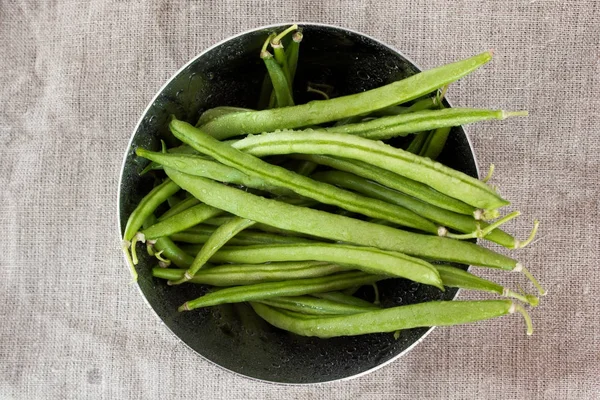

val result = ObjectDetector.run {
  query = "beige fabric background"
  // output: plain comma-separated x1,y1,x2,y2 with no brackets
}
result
1,0,599,398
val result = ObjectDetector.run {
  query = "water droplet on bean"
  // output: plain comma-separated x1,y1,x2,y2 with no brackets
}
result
357,70,370,80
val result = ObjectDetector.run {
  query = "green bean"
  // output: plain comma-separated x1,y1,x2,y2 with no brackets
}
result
197,106,254,127
169,120,440,233
434,264,538,306
261,35,294,108
164,168,517,270
251,299,533,337
136,148,294,197
208,243,443,289
257,295,376,315
291,154,475,215
406,131,429,154
312,292,379,309
179,271,381,311
169,217,256,285
324,108,527,140
270,24,297,89
172,225,316,245
123,179,180,241
420,126,451,160
198,51,493,138
231,129,507,210
166,195,182,208
153,261,346,286
287,31,302,84
142,203,223,240
158,196,200,221
311,170,517,248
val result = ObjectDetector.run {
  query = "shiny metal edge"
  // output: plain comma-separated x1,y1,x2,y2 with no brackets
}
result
116,21,481,386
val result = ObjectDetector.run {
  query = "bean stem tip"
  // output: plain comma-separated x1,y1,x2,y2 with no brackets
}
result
509,302,534,335
515,263,546,296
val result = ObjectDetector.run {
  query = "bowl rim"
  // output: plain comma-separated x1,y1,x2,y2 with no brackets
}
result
116,21,480,385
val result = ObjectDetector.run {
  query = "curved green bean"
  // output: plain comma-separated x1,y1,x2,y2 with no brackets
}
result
143,214,194,268
169,217,256,285
153,261,346,286
169,120,440,233
251,299,533,337
257,295,376,315
179,271,381,311
142,203,223,240
291,154,475,215
324,108,527,140
420,126,451,160
164,168,518,270
231,129,507,210
198,52,493,138
312,170,517,248
207,243,443,289
123,179,180,241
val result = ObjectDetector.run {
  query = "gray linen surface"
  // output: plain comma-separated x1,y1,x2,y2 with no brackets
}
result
1,0,599,399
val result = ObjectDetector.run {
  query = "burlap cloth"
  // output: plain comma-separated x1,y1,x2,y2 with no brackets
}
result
1,1,598,398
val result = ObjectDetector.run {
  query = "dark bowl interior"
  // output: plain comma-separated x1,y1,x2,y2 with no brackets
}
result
118,24,478,384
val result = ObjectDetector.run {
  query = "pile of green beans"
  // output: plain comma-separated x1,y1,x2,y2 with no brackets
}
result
122,25,544,339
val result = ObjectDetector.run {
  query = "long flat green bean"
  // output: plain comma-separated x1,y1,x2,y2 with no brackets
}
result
324,108,527,140
198,52,493,138
136,148,294,197
179,271,381,311
311,292,378,309
251,300,533,337
208,243,443,289
197,106,255,127
291,154,475,215
231,129,507,210
169,120,439,233
152,261,346,286
312,170,517,248
158,196,200,221
257,295,376,315
164,168,518,270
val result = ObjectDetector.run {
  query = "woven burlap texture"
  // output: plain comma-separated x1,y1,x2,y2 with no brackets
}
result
1,1,598,399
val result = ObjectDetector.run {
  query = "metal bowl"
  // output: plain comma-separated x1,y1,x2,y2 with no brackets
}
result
118,23,478,384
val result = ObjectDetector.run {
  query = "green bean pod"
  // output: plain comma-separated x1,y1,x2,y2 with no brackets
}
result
261,51,294,108
142,203,223,240
420,126,452,160
371,97,437,117
123,179,180,241
152,261,346,286
312,170,517,248
198,51,493,138
231,129,507,210
257,295,377,315
433,264,538,306
170,217,256,285
169,120,440,233
179,271,382,311
136,148,294,197
172,225,315,245
291,154,475,215
210,243,443,288
324,108,527,140
405,131,430,154
208,243,443,289
251,299,533,337
286,31,302,83
197,106,254,127
164,168,518,270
